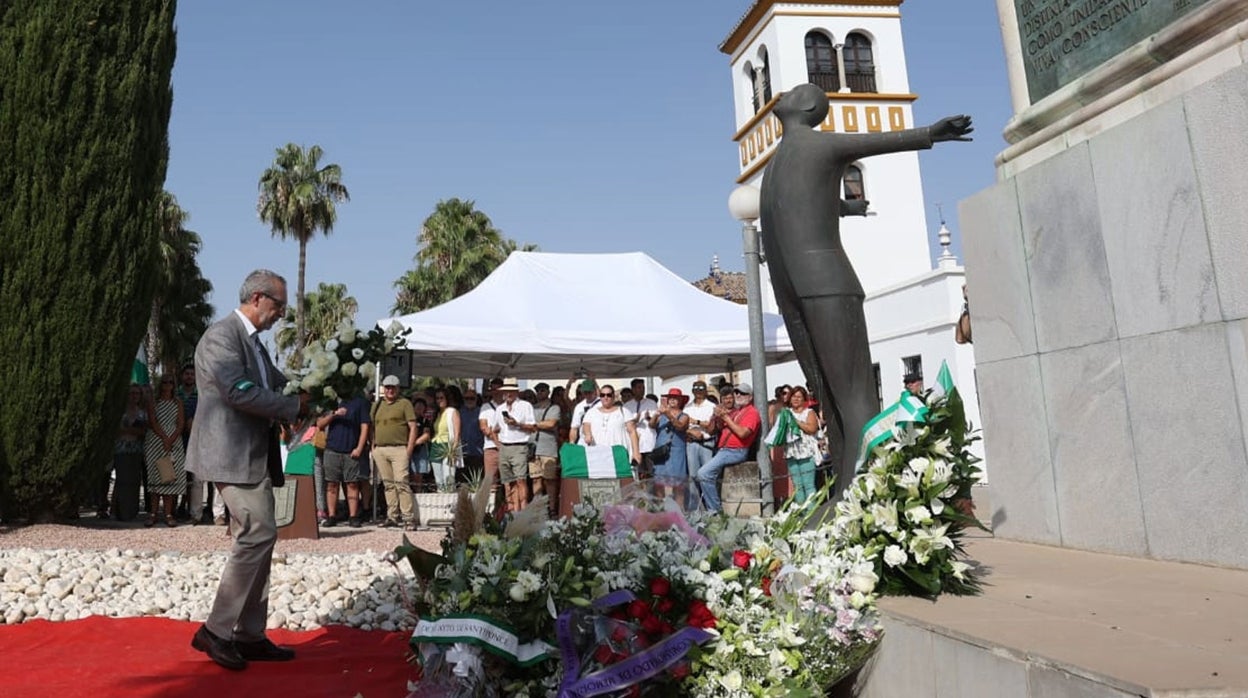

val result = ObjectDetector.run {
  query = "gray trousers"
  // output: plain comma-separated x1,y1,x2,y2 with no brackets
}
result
206,479,276,642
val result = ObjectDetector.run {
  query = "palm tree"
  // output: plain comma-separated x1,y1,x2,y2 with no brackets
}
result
146,192,213,376
275,282,358,363
392,198,536,314
257,143,350,360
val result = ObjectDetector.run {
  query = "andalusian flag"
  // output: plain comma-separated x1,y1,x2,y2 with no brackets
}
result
560,444,632,479
930,360,956,399
856,360,959,467
856,392,929,467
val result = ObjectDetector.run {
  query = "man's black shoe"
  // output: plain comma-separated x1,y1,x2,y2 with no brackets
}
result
322,518,337,527
191,625,247,671
348,518,362,528
235,637,296,662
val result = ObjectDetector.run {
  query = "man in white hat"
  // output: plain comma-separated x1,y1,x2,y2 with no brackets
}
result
494,378,536,513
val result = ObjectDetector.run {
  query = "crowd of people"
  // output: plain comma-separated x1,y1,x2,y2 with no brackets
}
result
100,363,220,527
100,365,850,530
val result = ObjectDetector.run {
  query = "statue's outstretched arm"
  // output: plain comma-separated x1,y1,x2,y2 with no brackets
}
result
821,114,974,160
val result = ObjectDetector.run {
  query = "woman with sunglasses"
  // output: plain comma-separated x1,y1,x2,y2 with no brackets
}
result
143,375,187,526
579,385,641,470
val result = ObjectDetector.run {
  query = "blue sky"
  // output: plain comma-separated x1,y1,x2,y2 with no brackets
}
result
165,1,1013,332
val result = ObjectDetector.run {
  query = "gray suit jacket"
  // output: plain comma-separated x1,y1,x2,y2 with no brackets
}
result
186,312,300,485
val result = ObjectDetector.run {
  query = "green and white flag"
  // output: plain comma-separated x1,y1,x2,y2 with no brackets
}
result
856,391,930,468
930,359,956,399
560,443,632,479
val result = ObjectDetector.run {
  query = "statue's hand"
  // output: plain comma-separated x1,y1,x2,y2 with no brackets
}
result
840,198,870,217
930,115,973,142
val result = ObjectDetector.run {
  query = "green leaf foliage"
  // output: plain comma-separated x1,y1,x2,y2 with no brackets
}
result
0,0,176,519
391,198,538,314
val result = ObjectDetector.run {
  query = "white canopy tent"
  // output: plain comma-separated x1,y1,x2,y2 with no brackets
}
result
377,251,794,378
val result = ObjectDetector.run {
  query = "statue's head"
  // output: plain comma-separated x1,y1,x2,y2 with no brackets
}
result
774,83,828,128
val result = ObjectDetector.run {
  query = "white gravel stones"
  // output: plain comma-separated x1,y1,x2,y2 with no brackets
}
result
0,547,419,632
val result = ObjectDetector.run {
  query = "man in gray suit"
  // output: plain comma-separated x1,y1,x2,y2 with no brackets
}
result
187,269,309,670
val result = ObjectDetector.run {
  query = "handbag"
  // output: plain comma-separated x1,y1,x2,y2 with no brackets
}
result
650,417,673,464
650,441,672,464
312,428,328,450
155,454,176,484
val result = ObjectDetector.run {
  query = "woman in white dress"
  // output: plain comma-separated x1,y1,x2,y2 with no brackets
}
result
579,385,640,468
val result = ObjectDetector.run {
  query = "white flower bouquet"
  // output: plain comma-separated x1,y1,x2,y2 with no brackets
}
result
396,484,882,697
831,383,985,597
284,320,410,412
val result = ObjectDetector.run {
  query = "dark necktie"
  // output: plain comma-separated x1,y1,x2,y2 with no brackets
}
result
252,334,272,390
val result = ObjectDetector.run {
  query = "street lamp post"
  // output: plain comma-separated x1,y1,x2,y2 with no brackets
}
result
728,184,773,516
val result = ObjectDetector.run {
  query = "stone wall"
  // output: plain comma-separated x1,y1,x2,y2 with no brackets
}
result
959,62,1248,569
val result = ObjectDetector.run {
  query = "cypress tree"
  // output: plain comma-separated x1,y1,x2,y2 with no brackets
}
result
0,0,176,520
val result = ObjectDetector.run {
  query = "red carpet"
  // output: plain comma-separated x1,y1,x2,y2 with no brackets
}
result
0,616,417,697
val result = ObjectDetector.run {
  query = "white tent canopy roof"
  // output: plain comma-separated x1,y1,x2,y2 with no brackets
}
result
378,251,794,378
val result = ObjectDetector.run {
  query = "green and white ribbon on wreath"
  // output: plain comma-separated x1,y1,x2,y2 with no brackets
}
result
856,360,957,468
411,613,556,667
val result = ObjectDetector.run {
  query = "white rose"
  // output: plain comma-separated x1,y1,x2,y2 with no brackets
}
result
361,362,376,379
340,362,358,377
509,583,528,602
905,505,931,525
325,339,340,352
338,327,355,345
323,386,338,400
386,321,404,337
718,670,743,691
847,564,878,594
883,545,907,567
351,347,365,361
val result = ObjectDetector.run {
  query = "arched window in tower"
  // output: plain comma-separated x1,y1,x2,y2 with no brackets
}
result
805,31,839,92
843,164,865,201
759,50,773,105
843,32,877,93
746,63,761,113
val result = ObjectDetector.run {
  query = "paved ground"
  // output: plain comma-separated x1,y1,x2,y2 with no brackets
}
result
880,532,1248,694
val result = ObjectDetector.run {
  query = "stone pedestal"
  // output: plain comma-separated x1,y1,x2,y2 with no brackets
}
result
961,0,1248,568
559,477,635,517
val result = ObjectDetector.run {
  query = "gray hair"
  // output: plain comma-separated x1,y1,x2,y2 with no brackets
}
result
238,269,286,304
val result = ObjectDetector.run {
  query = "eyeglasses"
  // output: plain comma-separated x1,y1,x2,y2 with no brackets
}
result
734,390,749,395
599,392,614,398
692,386,707,391
383,385,399,390
258,292,286,311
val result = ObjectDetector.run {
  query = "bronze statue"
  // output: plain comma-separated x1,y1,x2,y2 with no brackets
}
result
759,83,972,498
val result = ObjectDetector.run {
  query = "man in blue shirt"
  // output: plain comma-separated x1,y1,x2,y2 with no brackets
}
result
315,392,371,527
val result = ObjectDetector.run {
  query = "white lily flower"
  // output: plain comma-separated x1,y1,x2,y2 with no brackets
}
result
351,347,365,361
883,545,907,567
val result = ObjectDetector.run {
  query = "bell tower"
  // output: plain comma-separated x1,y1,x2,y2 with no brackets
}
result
720,0,933,292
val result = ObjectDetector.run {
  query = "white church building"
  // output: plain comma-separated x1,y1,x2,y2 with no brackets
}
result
714,0,984,462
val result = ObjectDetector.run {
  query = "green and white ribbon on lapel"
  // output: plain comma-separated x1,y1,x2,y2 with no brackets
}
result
411,614,555,667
